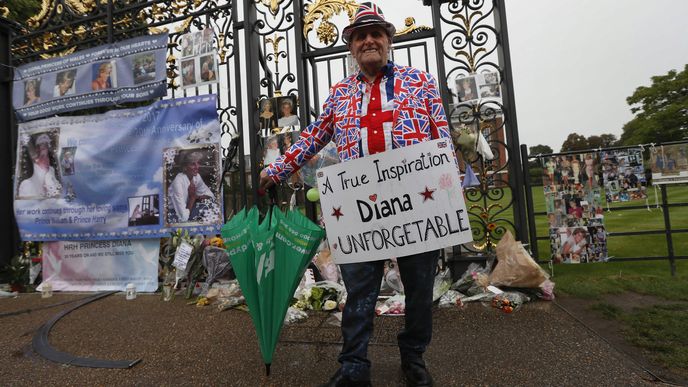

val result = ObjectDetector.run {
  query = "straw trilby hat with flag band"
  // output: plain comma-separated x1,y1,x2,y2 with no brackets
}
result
342,2,396,44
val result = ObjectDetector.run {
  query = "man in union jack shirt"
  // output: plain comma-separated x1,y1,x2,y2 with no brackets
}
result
260,3,449,386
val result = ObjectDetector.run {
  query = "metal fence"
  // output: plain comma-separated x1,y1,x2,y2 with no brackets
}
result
1,0,527,272
521,141,688,276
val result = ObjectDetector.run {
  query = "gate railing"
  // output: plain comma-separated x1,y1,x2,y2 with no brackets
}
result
521,141,688,277
4,0,528,271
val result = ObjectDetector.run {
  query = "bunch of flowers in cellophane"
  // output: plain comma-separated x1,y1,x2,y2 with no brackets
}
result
491,291,530,314
488,231,555,301
292,280,344,312
432,267,453,302
438,290,465,308
159,230,206,301
380,258,404,296
376,294,405,316
312,241,341,283
451,262,491,296
195,280,246,310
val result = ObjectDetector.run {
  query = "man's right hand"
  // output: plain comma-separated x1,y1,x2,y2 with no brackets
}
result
259,169,276,192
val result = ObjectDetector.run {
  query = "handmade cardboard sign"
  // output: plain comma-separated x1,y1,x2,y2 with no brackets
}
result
317,138,473,264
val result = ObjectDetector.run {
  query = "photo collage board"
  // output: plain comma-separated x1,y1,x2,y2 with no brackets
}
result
541,152,607,264
179,28,219,88
600,148,647,202
649,143,688,184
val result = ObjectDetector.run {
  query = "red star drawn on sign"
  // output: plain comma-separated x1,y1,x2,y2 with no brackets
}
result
331,206,343,221
419,186,436,202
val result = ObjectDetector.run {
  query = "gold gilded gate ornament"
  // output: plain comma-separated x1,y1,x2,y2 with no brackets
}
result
27,0,97,29
303,0,431,46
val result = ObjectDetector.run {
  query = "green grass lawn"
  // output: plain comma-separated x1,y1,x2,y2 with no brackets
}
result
552,260,688,376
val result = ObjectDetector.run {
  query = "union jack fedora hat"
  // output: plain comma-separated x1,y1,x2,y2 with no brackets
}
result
342,2,396,44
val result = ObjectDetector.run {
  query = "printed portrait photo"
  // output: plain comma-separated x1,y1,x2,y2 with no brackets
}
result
181,58,196,87
132,53,156,84
483,71,499,85
16,129,63,200
180,34,194,57
199,55,217,82
23,78,42,106
128,194,160,227
275,95,299,131
455,75,478,103
198,28,214,55
259,98,277,135
91,61,116,91
59,146,77,176
164,145,221,226
480,84,501,98
53,70,76,97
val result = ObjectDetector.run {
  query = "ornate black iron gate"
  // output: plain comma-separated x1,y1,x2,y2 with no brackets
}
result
1,0,526,268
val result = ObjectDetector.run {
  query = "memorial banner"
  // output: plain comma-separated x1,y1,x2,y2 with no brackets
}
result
317,139,472,264
12,34,168,122
14,95,222,241
38,239,160,292
649,144,688,185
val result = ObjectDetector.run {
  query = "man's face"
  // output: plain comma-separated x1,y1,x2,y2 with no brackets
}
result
184,161,200,176
349,25,390,72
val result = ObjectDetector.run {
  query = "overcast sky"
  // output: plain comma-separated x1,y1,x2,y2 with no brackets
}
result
379,0,688,152
505,0,688,152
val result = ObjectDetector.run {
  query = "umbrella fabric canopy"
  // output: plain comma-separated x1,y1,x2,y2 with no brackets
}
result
222,206,324,375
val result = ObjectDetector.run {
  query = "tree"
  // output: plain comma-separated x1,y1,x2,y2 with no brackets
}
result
528,144,553,156
560,133,588,152
619,64,688,145
587,134,617,149
526,144,553,185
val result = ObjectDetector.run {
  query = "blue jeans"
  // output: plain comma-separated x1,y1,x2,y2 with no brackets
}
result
338,249,439,381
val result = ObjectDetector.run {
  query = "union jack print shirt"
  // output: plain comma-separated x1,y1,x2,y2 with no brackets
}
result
265,61,450,183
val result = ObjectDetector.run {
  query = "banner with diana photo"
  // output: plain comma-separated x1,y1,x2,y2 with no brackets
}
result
14,95,222,241
317,138,473,264
37,239,160,292
12,33,168,122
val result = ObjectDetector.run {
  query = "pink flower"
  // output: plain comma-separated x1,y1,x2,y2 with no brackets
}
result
439,173,453,190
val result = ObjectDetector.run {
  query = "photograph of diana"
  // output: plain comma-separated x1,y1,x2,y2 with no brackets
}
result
276,95,299,130
455,75,478,103
23,78,41,106
16,131,63,199
164,145,221,225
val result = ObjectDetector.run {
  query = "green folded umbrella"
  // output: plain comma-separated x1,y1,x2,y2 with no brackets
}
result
222,206,324,376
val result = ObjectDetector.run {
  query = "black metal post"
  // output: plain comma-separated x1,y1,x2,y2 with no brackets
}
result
107,0,114,44
232,1,248,211
494,0,527,242
0,17,21,267
429,1,451,112
660,185,677,277
242,0,262,209
521,144,538,259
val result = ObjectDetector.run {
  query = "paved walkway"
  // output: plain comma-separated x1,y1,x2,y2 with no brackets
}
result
0,293,658,386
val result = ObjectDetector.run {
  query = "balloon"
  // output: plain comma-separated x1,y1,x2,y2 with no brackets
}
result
306,188,319,202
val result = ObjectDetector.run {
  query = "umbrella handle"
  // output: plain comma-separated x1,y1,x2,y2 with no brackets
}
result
268,185,278,205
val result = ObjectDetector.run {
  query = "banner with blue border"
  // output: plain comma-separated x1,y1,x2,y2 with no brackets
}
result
13,34,168,122
14,95,222,241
